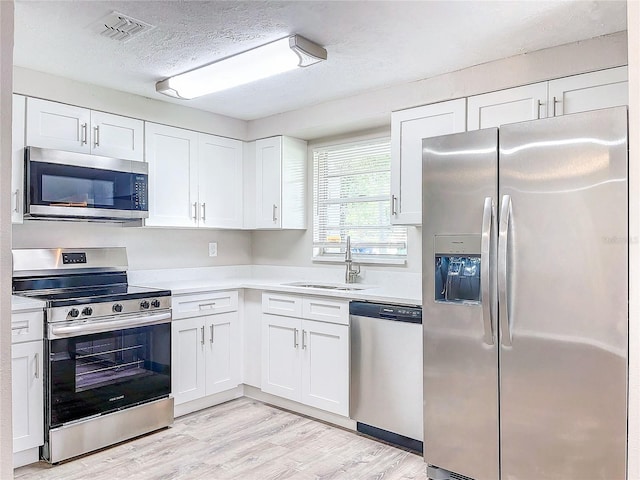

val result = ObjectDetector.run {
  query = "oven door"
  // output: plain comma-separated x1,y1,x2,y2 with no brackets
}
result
25,146,148,220
46,314,170,427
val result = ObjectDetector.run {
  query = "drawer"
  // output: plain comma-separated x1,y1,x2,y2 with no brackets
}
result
172,290,238,319
11,310,44,344
262,292,302,318
302,297,349,325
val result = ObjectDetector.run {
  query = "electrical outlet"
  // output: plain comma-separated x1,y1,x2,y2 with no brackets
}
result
208,242,218,257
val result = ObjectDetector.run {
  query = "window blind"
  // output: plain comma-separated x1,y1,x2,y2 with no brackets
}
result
313,138,407,261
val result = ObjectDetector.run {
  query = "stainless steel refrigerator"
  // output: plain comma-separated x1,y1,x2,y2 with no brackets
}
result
421,106,628,480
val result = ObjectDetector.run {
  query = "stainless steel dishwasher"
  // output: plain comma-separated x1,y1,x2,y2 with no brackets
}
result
350,301,423,452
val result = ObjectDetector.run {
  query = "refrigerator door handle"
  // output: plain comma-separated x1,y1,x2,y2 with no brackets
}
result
498,194,513,346
481,196,495,345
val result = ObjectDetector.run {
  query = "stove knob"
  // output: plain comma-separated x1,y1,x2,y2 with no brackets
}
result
140,300,150,310
82,307,93,316
151,299,161,309
112,304,123,313
68,308,79,318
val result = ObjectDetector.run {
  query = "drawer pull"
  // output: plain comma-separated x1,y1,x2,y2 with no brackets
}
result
199,302,217,310
12,321,29,331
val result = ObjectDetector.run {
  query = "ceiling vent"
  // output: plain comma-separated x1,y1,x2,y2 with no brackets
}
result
95,12,154,42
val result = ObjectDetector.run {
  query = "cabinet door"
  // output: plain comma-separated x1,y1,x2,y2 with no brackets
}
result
391,99,466,225
90,111,144,161
205,311,240,395
171,317,206,405
12,341,44,453
26,97,90,153
145,123,199,227
467,82,548,130
12,94,26,224
261,314,301,401
548,66,628,116
300,320,349,416
255,137,282,228
198,134,244,228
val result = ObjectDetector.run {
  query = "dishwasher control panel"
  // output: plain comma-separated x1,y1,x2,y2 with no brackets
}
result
349,302,422,324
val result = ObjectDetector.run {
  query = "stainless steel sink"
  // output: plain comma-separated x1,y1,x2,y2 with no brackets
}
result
283,281,369,291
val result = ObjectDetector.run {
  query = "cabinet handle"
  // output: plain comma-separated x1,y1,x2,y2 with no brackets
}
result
294,328,299,348
536,100,542,119
391,194,398,216
81,123,88,145
272,204,278,222
210,324,214,344
201,326,205,345
94,125,100,147
302,330,307,350
193,202,198,221
13,189,20,214
34,353,39,379
552,96,558,117
201,203,206,222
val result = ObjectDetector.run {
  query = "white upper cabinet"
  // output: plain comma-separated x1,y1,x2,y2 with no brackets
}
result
26,98,143,160
145,122,243,229
12,94,26,224
145,123,199,227
468,67,628,130
547,66,628,116
198,134,243,229
251,136,307,229
467,82,548,130
26,98,90,153
255,137,282,228
390,99,466,225
89,110,144,160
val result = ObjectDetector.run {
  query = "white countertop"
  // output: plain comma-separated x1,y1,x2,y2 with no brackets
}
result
131,266,421,307
11,295,46,312
11,265,422,312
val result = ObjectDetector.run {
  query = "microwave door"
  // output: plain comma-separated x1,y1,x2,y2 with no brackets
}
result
25,147,148,220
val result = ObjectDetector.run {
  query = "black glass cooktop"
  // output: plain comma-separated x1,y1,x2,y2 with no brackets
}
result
13,272,170,308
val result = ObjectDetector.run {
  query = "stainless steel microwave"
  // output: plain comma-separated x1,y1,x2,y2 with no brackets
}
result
25,146,148,221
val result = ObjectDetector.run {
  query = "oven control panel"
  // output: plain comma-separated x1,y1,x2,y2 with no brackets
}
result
62,252,87,264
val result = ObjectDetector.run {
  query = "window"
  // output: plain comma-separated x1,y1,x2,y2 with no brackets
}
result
313,137,407,263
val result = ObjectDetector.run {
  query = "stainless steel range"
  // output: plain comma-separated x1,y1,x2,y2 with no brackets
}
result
12,247,174,464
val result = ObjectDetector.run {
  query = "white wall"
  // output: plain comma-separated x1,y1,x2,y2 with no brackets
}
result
0,3,13,478
12,223,252,270
251,33,628,278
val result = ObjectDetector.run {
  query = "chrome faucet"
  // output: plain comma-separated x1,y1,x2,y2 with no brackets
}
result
345,235,361,284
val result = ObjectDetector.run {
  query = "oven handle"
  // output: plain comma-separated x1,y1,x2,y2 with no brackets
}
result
49,311,171,339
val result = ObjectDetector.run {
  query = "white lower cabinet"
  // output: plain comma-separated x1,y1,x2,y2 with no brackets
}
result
11,309,44,468
171,291,240,406
261,293,349,416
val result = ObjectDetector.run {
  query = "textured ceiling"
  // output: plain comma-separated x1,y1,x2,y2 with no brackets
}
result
14,1,627,121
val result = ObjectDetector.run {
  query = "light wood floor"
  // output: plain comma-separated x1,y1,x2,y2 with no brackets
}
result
14,397,428,480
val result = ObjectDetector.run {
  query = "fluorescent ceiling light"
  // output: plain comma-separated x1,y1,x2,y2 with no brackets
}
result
156,34,327,99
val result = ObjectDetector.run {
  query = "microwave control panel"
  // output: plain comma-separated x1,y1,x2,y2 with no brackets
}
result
133,175,148,211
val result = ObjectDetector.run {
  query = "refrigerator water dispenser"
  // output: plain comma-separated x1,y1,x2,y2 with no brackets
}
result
434,235,481,304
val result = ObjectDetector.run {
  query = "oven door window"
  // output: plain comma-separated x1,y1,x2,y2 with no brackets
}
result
48,322,170,427
28,161,141,211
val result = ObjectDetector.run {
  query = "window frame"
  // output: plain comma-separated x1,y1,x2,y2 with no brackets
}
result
311,135,407,266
